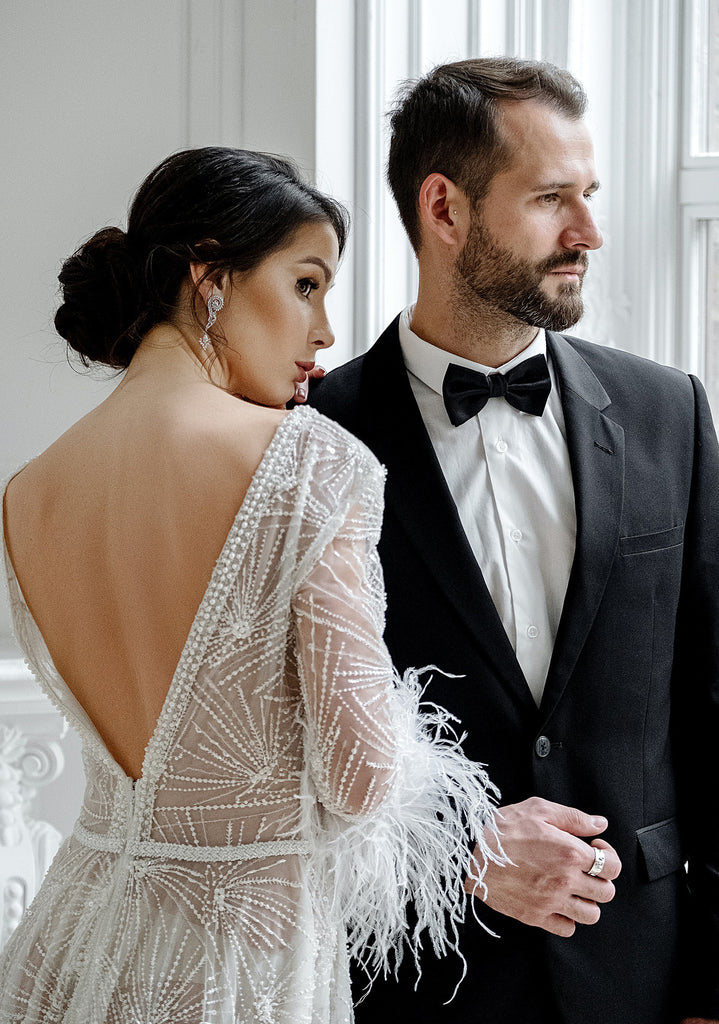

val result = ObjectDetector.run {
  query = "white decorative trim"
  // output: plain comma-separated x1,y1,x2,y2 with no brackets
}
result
0,721,62,949
2,876,29,948
0,726,28,848
0,651,67,949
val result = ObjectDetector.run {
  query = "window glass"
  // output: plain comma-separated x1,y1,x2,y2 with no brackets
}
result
707,219,719,414
710,0,719,152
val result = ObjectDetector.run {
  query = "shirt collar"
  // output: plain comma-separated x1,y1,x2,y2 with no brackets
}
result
398,305,547,397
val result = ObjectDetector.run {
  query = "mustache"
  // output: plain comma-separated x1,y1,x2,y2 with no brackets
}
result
538,252,590,273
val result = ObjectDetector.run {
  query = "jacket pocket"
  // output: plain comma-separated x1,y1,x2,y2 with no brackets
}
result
620,524,684,556
636,817,685,881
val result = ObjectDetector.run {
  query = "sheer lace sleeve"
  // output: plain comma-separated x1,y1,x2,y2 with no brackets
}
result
292,446,504,986
292,495,395,819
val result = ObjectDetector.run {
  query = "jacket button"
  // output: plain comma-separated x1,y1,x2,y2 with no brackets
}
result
535,735,552,758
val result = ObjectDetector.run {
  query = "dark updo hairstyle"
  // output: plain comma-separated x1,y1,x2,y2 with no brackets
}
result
55,147,350,369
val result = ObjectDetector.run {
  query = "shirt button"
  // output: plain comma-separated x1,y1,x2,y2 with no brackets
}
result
527,625,539,639
510,528,523,542
535,735,551,758
496,438,508,453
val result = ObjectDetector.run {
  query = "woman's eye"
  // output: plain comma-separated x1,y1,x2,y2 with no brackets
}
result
297,278,318,298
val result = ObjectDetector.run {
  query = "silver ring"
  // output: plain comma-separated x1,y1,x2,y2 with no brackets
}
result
586,847,606,877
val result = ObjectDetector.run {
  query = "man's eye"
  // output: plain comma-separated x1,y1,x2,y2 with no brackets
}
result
297,278,318,297
539,193,560,205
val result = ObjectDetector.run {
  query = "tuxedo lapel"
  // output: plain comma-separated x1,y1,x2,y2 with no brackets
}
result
360,319,535,714
540,333,626,720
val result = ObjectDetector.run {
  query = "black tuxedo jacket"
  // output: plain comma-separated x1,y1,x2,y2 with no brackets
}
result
310,316,719,1024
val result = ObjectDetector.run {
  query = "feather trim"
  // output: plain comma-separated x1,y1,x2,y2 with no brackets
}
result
305,666,506,992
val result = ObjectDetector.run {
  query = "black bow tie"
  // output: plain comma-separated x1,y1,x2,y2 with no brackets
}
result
442,354,552,426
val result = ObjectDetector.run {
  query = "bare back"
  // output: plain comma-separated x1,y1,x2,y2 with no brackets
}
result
2,376,288,778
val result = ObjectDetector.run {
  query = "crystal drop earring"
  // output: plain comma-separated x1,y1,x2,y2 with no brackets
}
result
200,293,224,351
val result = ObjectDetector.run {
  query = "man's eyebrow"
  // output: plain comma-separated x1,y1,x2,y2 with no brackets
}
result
532,180,601,193
298,256,333,282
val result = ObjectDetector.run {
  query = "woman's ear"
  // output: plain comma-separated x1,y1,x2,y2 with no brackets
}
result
190,263,213,303
190,266,232,310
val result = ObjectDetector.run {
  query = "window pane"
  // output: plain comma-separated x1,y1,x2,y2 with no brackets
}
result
707,219,719,415
711,0,719,151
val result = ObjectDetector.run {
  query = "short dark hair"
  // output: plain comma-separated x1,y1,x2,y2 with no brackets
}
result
55,147,350,369
387,57,587,252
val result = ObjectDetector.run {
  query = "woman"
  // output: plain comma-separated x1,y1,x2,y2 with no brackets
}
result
0,147,501,1023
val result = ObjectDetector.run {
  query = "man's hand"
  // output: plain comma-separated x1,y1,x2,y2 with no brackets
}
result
465,796,622,937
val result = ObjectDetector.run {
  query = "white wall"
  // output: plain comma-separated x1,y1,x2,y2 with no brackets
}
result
1,0,188,471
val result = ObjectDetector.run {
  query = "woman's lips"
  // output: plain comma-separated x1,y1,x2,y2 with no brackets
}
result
295,361,315,382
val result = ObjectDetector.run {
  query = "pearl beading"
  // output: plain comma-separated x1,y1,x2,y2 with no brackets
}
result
72,819,310,862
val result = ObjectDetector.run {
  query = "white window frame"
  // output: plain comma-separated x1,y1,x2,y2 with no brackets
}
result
679,0,719,387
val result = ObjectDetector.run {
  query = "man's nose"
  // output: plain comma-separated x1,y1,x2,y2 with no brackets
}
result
560,203,603,251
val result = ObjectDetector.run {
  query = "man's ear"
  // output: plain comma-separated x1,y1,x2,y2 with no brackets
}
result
417,174,468,249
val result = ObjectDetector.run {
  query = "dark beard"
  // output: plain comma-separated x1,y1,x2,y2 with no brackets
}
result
454,215,588,332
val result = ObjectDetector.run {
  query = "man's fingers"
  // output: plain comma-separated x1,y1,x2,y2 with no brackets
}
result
587,838,622,880
546,914,577,938
570,896,602,926
533,797,608,838
572,876,616,904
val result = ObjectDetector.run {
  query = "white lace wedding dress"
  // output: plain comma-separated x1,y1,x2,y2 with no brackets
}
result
0,407,500,1024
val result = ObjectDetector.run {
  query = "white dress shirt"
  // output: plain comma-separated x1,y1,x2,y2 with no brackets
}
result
398,307,576,705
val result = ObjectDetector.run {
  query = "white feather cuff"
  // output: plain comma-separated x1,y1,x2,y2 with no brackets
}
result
305,666,505,989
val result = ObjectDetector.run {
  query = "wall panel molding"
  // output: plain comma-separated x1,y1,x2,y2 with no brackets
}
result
186,0,244,148
0,659,65,950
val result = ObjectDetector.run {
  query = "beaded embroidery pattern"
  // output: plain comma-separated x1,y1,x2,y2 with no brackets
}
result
0,406,502,1023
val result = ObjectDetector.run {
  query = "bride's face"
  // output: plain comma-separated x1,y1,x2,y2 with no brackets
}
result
213,220,339,406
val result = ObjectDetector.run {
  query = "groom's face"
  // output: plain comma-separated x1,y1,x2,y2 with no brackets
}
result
454,99,603,331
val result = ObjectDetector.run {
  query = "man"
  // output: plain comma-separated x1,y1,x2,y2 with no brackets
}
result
311,58,719,1024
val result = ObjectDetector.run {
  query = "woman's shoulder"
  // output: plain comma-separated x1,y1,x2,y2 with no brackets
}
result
4,394,384,530
288,405,385,483
178,399,383,490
